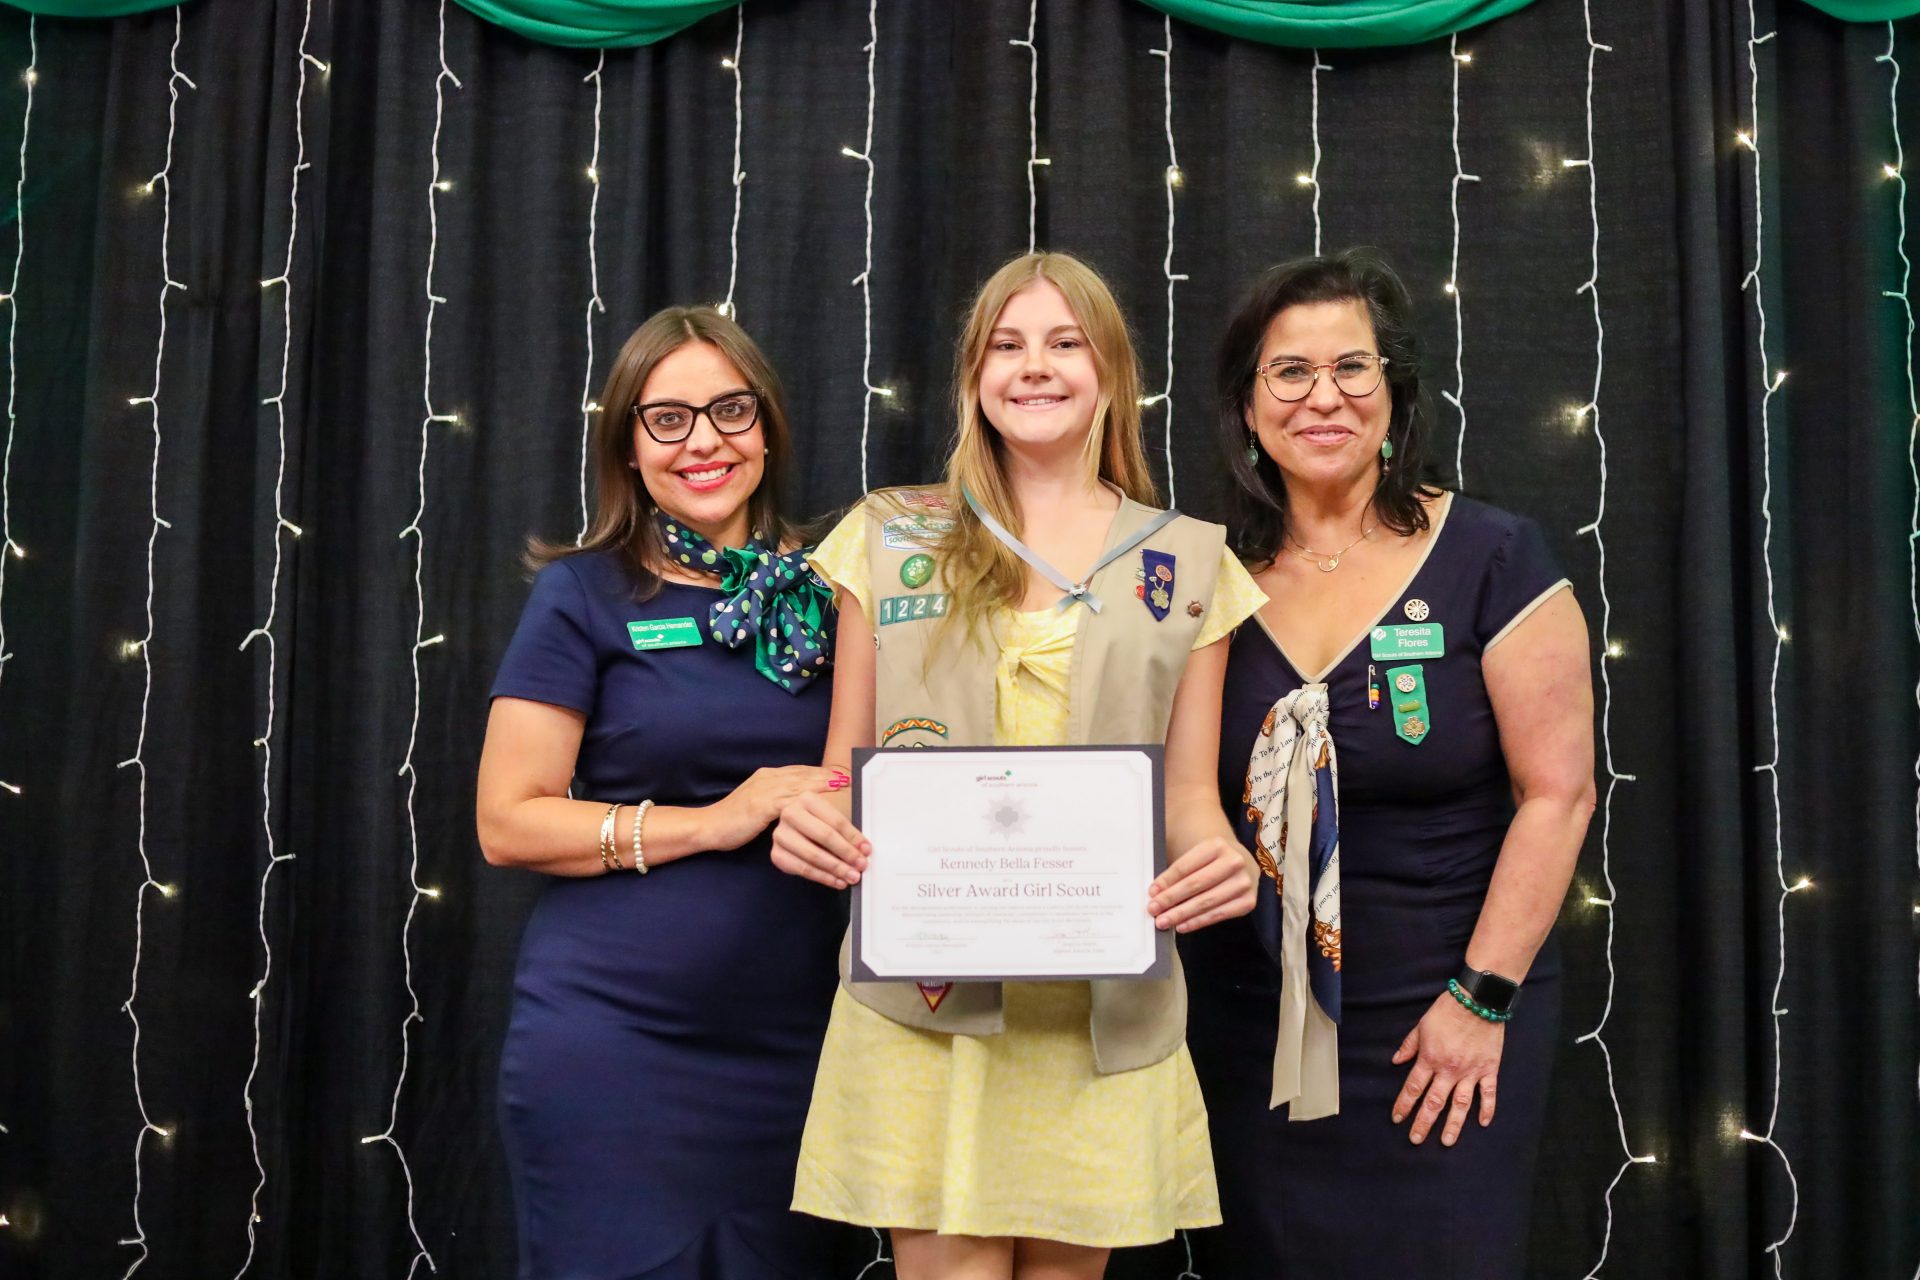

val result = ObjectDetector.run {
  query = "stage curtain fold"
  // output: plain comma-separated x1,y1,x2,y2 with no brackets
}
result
1131,0,1542,47
447,0,736,49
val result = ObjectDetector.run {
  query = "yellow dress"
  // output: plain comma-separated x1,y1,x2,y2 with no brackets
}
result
792,511,1266,1247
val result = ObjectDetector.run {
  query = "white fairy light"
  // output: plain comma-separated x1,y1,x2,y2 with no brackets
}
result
1440,35,1480,486
1562,10,1655,1279
1734,9,1800,1275
847,0,882,493
1145,19,1187,506
360,8,457,1277
118,12,192,1276
1010,0,1042,253
719,9,745,319
233,3,314,1270
0,16,32,802
575,51,605,544
1878,26,1920,1179
853,1227,891,1279
1307,51,1330,255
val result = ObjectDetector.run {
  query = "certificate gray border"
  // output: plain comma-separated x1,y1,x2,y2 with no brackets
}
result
849,744,1171,983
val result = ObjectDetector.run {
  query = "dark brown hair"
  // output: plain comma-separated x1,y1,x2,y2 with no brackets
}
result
1215,249,1449,569
527,306,800,598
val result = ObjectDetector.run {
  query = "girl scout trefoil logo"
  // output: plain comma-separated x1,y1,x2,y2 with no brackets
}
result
1140,549,1175,621
900,553,934,588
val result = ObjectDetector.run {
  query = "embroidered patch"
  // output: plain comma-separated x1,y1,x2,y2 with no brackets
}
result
918,982,952,1013
900,553,935,588
881,715,950,747
1141,549,1176,621
876,593,950,626
881,513,954,551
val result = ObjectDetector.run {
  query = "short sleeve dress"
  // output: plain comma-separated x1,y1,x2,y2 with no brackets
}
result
787,508,1265,1249
490,550,856,1279
1179,493,1573,1278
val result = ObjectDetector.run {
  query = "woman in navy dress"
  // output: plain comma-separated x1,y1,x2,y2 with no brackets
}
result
477,307,853,1279
1182,251,1597,1277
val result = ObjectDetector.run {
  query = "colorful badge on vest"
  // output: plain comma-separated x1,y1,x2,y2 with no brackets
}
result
881,715,949,747
900,553,935,588
918,981,952,1013
1141,549,1175,620
877,593,949,626
1385,663,1431,744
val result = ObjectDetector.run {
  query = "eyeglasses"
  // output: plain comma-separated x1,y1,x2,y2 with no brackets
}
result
1256,354,1389,403
631,391,761,444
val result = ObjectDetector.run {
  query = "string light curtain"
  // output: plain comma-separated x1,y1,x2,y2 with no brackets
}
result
0,2,1916,1279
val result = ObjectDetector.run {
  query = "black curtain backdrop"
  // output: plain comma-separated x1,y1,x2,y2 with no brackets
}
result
0,0,1915,1276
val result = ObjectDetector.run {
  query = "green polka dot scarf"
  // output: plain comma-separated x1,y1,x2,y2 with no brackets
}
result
659,514,833,694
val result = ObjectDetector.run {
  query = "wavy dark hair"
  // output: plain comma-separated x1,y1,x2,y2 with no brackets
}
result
1215,248,1448,569
526,306,803,599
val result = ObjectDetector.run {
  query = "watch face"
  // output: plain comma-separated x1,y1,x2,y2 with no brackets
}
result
1463,968,1520,1013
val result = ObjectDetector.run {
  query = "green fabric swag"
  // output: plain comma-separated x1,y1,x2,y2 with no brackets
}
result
0,1,189,15
1796,0,1920,18
1133,0,1542,48
448,0,736,48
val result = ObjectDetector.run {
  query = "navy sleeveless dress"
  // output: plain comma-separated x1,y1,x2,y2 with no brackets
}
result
490,551,853,1279
1181,496,1571,1278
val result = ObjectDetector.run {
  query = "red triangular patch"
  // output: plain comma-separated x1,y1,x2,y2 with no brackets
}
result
918,982,952,1013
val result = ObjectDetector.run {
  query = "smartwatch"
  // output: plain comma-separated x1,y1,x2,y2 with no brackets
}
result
1456,965,1523,1016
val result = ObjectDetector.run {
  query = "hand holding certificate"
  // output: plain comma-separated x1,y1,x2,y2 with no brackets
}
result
848,746,1170,982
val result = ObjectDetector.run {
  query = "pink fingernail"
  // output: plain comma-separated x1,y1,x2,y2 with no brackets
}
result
827,778,848,791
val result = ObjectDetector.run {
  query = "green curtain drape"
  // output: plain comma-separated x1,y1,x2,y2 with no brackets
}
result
1131,0,1541,48
0,0,184,15
1796,0,1920,17
447,0,735,48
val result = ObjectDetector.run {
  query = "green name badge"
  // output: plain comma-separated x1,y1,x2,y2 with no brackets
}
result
1370,622,1446,660
1384,663,1431,745
876,593,949,626
628,617,704,651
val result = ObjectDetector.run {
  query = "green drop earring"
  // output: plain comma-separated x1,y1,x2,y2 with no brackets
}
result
1380,436,1394,462
1247,432,1261,464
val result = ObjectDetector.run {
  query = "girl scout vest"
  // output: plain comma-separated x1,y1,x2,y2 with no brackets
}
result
840,487,1226,1075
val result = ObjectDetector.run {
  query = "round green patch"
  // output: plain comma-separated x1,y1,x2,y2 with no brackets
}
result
900,553,935,588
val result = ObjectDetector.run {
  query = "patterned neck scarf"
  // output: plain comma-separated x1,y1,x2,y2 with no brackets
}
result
658,514,833,694
1243,682,1342,1120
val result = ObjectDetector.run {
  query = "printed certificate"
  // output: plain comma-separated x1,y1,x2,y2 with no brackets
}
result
849,746,1170,982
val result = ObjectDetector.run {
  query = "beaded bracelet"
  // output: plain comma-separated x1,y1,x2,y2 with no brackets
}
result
1446,977,1512,1024
598,802,622,873
630,799,653,875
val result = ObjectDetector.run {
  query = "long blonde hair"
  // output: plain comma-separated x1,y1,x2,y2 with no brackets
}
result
913,251,1158,650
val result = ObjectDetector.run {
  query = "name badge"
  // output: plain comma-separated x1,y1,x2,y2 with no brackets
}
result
1369,623,1445,660
876,594,949,626
628,617,704,651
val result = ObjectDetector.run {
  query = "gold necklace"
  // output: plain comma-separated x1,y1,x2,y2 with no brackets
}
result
1286,517,1379,573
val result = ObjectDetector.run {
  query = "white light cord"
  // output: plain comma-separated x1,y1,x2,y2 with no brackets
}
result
0,15,33,802
1733,10,1801,1275
720,10,745,319
845,0,887,493
1562,10,1654,1278
1882,39,1920,1271
1308,51,1329,256
118,10,192,1275
360,7,457,1276
1010,0,1044,253
1144,19,1186,505
853,1227,892,1279
1440,36,1479,486
233,2,316,1271
576,50,604,544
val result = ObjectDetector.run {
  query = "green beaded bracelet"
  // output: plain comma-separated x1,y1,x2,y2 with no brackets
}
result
1447,978,1513,1023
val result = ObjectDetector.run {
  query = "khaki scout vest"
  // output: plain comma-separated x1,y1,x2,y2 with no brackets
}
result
840,486,1226,1075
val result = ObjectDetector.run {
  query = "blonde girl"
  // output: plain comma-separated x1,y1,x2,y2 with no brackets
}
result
772,252,1265,1280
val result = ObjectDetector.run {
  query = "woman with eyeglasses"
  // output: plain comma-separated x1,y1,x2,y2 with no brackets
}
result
1177,251,1595,1277
476,307,855,1279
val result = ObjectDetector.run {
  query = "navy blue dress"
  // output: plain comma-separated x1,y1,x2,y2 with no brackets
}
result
1182,497,1570,1278
490,551,851,1280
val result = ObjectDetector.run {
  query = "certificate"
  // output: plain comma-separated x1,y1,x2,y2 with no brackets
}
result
849,746,1170,982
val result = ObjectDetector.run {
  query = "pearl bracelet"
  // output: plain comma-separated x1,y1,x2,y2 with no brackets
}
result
631,798,653,875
